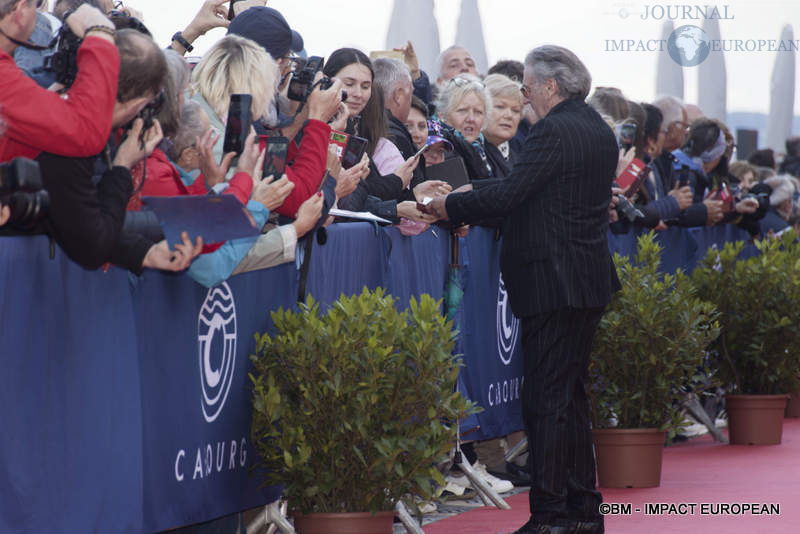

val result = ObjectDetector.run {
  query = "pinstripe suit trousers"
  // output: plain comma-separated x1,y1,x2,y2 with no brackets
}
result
522,306,605,526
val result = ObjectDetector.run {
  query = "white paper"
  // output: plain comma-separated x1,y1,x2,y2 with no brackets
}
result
328,209,392,225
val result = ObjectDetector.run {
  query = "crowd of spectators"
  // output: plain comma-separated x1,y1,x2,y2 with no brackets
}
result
3,0,794,282
3,0,800,514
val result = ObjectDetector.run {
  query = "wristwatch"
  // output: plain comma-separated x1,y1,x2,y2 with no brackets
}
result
171,31,193,53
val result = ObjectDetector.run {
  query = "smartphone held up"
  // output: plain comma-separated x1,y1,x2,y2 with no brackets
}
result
223,94,253,156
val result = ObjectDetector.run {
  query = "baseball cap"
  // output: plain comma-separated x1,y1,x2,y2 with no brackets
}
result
228,7,303,59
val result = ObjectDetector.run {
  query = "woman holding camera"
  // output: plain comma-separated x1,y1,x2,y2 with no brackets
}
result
191,34,341,218
321,48,435,223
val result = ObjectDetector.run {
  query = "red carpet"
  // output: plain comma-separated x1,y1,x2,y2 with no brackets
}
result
425,419,800,533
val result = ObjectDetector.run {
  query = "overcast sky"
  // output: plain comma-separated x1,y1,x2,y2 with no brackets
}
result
129,0,800,115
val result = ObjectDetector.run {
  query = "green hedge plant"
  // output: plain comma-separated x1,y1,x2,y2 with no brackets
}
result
249,288,477,515
692,231,800,395
589,233,720,433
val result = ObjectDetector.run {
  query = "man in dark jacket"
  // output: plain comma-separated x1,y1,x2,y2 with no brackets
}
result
373,57,427,190
428,45,620,534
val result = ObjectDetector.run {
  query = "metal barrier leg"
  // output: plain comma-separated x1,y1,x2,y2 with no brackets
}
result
503,436,528,464
395,500,426,534
684,393,728,443
454,448,511,510
247,501,294,534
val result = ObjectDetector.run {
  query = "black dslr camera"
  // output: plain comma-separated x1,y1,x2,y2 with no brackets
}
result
287,56,347,103
0,158,50,227
45,10,151,89
44,25,81,88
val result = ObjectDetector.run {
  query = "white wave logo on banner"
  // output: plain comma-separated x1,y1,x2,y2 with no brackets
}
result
197,282,237,423
496,274,519,366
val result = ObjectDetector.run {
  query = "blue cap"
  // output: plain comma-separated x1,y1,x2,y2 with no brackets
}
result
228,7,303,59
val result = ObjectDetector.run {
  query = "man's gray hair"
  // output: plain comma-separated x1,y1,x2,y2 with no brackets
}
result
524,45,591,100
765,175,795,207
373,57,412,102
652,95,685,126
436,45,467,80
0,0,29,18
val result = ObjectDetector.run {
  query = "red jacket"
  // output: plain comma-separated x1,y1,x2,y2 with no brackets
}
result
0,36,119,162
276,119,331,217
127,148,254,254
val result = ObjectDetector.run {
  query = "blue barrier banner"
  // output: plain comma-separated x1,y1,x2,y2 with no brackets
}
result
0,236,144,533
133,265,294,532
384,226,449,309
305,223,391,307
0,224,760,532
458,228,525,441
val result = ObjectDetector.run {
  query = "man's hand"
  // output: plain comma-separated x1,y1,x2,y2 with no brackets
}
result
307,77,344,123
735,197,760,214
608,186,623,223
413,180,452,201
423,195,449,221
171,0,229,54
668,182,693,211
393,40,421,81
142,232,203,272
397,200,439,223
292,192,324,237
454,225,470,238
393,154,421,188
66,4,115,41
703,198,724,226
113,119,163,169
0,203,9,227
196,129,236,188
252,174,295,212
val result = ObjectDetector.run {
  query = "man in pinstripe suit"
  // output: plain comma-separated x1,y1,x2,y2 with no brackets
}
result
428,45,620,534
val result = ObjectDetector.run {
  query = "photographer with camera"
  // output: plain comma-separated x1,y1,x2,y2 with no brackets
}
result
0,2,118,162
24,28,202,273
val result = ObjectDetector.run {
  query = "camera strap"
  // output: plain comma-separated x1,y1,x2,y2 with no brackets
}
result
0,28,50,51
292,79,330,118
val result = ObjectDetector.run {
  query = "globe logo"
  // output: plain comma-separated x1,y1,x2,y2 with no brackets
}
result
496,274,519,366
668,25,711,67
197,282,238,423
618,8,629,19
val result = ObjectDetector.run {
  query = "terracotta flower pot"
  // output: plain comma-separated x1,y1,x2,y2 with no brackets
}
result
293,510,394,534
726,394,788,445
785,391,800,418
592,428,665,488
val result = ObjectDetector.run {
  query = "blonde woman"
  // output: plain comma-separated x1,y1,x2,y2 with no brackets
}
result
190,34,278,183
434,74,495,180
482,73,524,176
191,34,342,217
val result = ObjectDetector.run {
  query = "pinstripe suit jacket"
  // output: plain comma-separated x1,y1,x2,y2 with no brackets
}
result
446,98,621,317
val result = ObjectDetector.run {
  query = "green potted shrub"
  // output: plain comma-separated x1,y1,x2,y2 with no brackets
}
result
589,233,720,487
692,232,800,444
249,288,476,534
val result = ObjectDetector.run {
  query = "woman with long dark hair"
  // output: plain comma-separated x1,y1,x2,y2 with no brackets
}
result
323,48,419,201
322,48,436,223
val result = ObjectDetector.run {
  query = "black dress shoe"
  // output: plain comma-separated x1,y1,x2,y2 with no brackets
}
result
507,520,573,534
572,519,604,534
